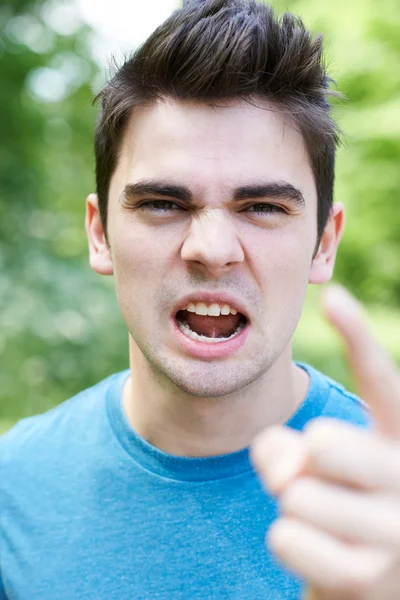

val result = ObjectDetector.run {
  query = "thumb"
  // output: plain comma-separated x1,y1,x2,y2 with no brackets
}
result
320,284,400,439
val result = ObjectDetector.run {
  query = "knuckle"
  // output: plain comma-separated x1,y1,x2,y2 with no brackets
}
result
340,550,394,598
266,517,286,552
334,565,378,599
280,476,316,514
304,418,341,448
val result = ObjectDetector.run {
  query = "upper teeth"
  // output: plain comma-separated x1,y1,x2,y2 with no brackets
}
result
185,302,238,317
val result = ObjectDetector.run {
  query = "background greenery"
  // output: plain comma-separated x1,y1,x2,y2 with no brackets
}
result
1,0,399,434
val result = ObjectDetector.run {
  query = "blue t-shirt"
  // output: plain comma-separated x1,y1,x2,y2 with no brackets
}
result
0,363,370,600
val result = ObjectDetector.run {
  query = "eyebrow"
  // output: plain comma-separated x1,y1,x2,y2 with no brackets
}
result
120,179,305,207
233,183,305,206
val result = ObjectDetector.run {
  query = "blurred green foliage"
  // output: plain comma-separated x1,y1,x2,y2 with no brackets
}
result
0,0,399,431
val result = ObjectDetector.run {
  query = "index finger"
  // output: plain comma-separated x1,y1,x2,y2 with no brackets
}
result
321,285,400,439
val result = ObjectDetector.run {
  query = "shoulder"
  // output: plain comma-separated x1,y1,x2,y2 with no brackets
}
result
295,362,371,429
0,370,128,469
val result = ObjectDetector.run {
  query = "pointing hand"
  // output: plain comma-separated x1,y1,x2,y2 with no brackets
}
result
251,285,400,599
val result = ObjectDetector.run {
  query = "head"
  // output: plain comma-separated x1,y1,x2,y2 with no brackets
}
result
93,0,341,244
86,0,344,397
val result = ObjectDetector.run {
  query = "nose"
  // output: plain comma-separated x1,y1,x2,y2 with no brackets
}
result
180,208,245,278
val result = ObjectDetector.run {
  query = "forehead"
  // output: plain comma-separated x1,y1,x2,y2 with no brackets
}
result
110,98,316,202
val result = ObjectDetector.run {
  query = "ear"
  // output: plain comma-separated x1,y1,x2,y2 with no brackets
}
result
85,193,113,275
309,202,345,284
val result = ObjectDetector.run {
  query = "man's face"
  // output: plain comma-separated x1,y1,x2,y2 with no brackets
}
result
90,98,340,397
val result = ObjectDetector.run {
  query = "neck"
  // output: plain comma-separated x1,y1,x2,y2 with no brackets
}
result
122,339,310,457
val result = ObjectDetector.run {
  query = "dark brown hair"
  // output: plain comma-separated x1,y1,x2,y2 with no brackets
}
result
94,0,341,243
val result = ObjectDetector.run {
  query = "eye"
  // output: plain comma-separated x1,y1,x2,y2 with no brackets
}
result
139,200,183,211
244,203,286,215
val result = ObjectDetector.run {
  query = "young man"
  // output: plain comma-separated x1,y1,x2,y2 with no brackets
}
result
1,1,400,598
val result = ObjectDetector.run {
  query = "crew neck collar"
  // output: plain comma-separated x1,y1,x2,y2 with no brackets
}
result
105,362,329,482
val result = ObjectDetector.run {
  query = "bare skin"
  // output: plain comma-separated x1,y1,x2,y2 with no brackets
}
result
86,97,344,457
121,342,310,456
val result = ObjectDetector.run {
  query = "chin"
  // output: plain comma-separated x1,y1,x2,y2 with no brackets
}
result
161,360,270,399
132,330,282,398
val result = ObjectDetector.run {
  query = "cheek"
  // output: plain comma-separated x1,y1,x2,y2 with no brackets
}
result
249,229,314,342
246,223,315,283
109,230,159,337
110,217,165,276
108,216,185,312
107,221,154,314
244,223,315,335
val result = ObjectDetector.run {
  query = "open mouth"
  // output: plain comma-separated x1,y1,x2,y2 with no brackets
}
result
175,301,248,344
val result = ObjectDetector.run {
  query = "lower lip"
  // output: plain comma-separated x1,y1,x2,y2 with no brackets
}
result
171,317,250,360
